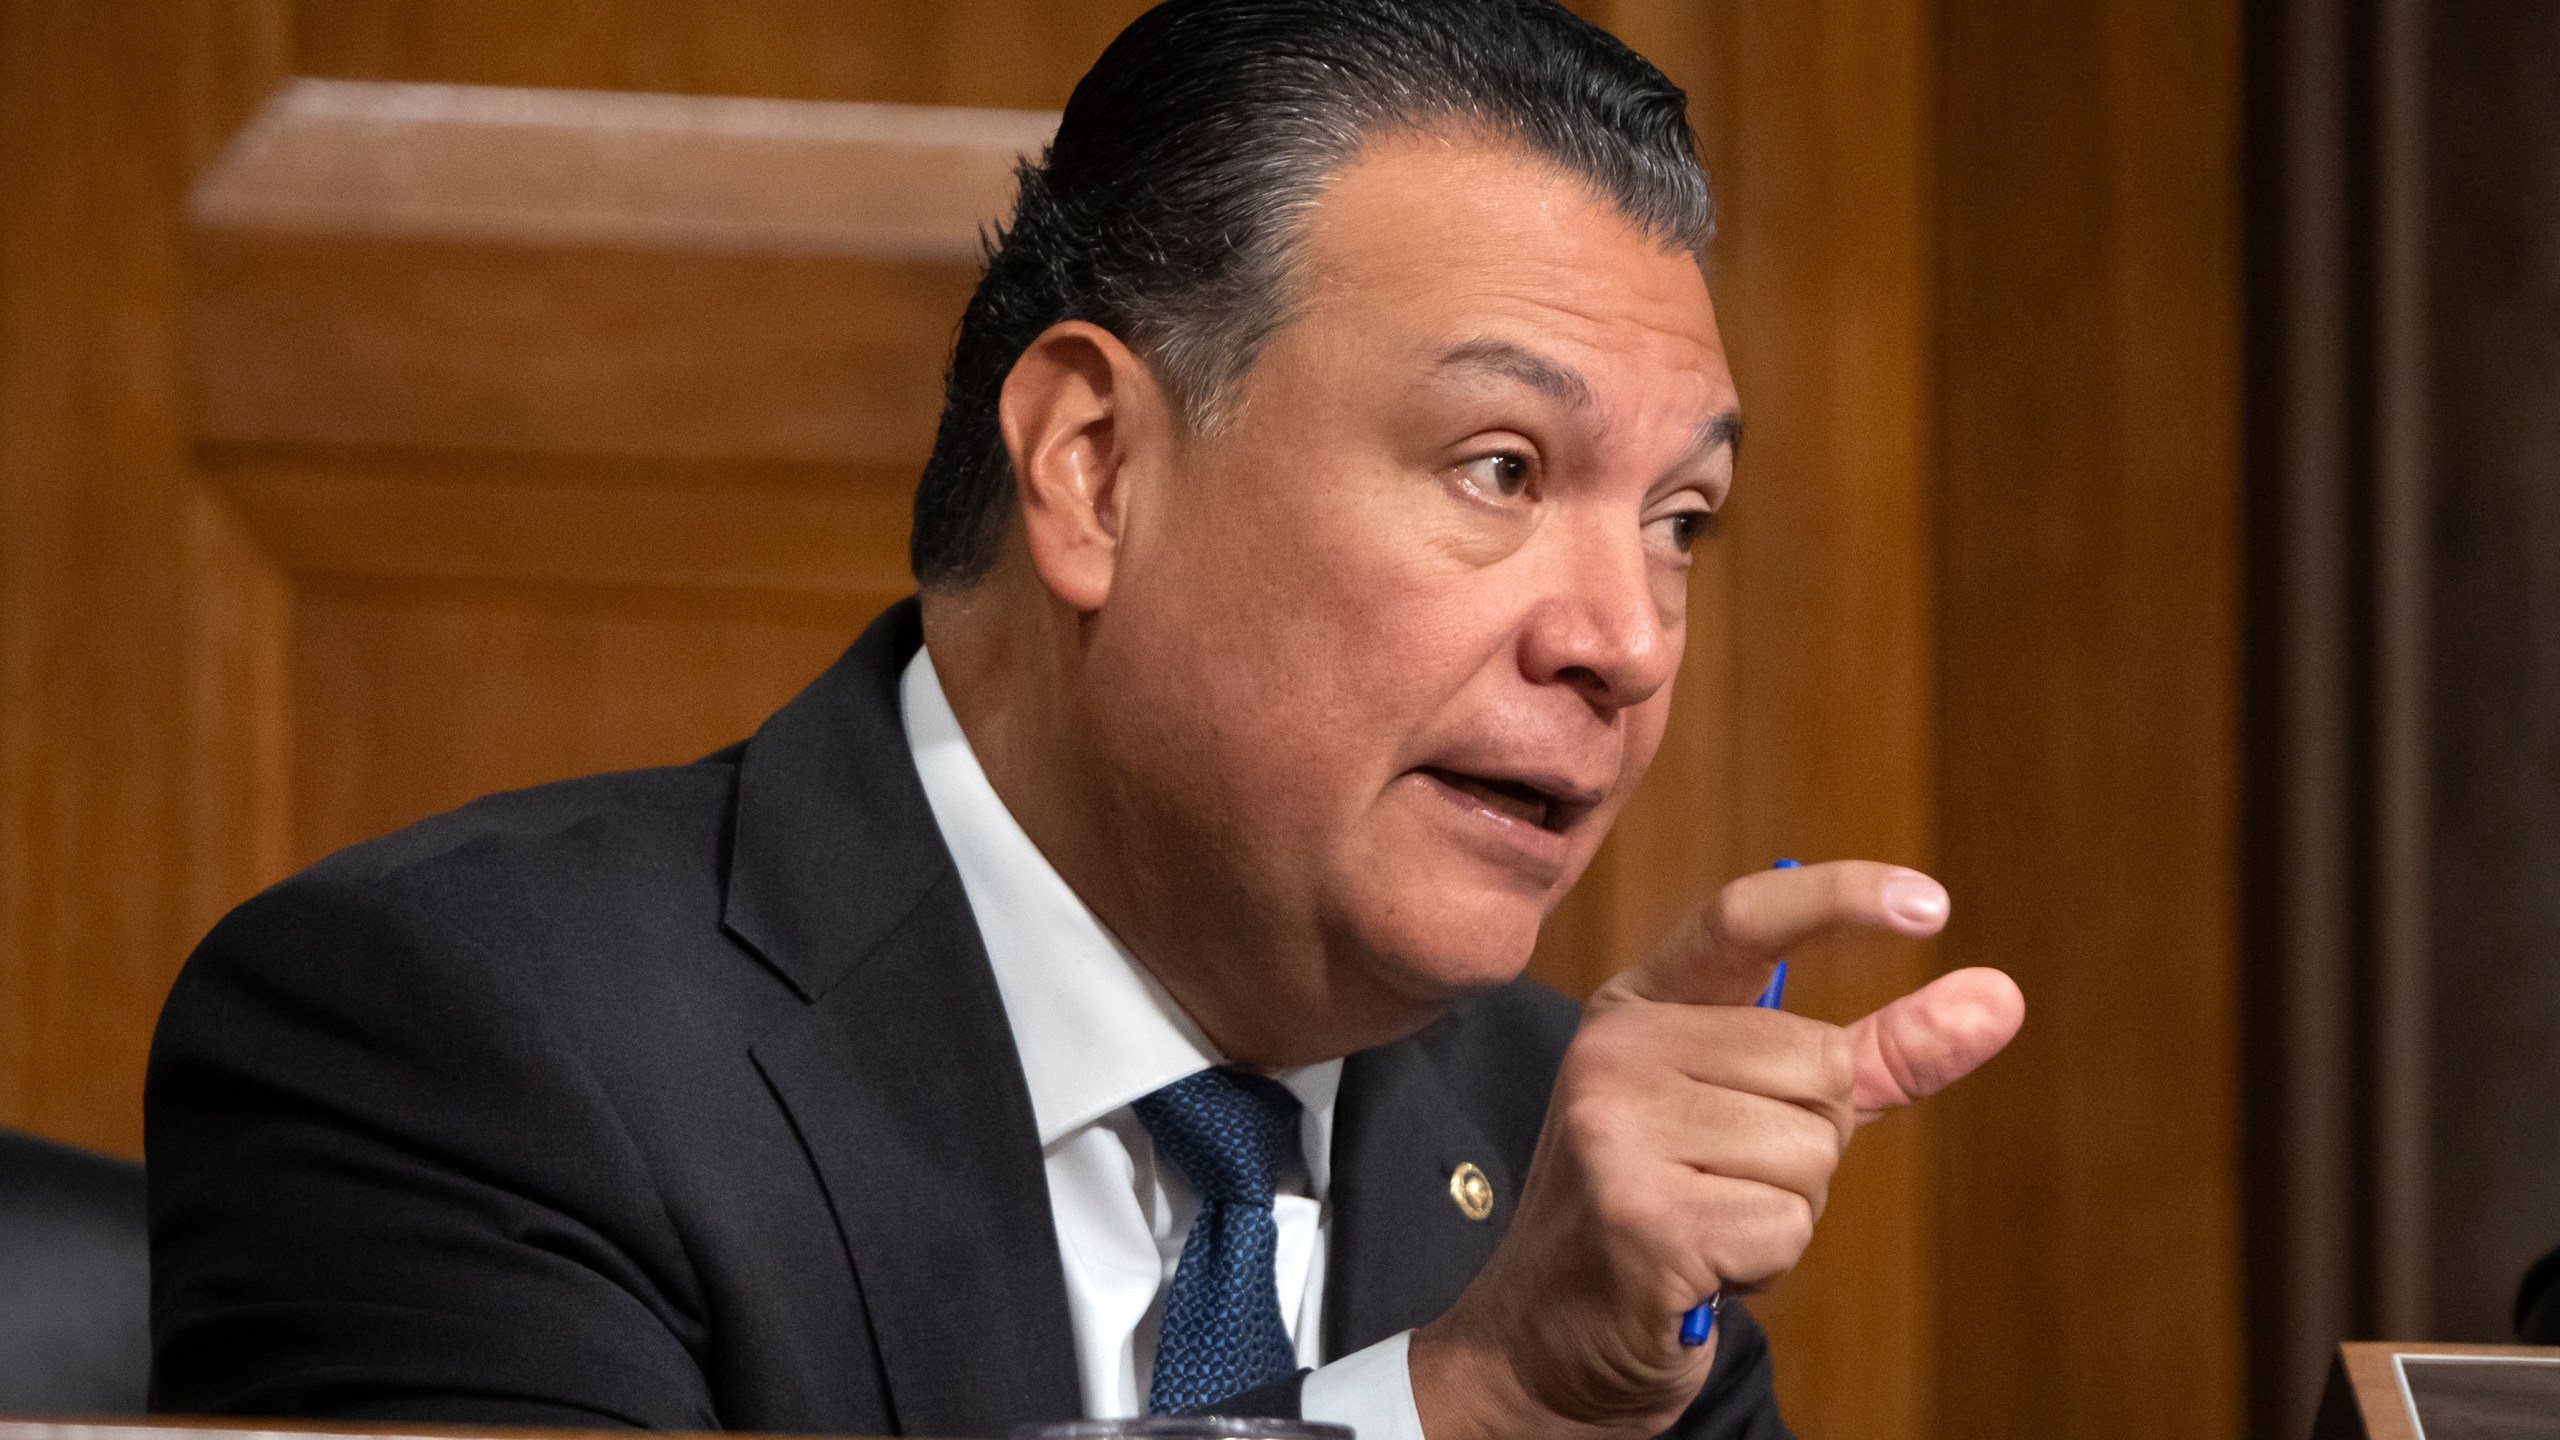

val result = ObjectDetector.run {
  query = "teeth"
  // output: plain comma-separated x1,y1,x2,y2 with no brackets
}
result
1429,769,1557,830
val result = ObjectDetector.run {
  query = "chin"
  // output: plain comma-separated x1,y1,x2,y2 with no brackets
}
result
1336,868,1549,1006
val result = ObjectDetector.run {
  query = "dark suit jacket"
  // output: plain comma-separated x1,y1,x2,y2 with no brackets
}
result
146,599,1786,1437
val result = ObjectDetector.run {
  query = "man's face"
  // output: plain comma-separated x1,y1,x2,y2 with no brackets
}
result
1078,131,1736,1021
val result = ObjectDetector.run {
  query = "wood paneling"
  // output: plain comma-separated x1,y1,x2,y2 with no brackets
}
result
177,81,1034,912
1563,4,2245,1439
190,81,1039,461
177,82,1037,941
6,60,1041,1155
206,449,915,595
195,235,977,460
192,80,1051,261
1567,5,1946,1438
290,577,890,864
0,0,291,1156
293,0,1158,110
1934,2,2245,1439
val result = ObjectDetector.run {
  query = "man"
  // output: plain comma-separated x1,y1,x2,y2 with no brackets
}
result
147,2,2024,1437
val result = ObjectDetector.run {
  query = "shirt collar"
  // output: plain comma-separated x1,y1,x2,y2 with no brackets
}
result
902,647,1338,1156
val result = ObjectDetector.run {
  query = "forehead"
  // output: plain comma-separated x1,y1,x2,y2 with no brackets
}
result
1284,130,1731,410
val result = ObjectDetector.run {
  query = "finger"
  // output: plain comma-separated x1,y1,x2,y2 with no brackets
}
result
1627,861,1951,1006
1579,1004,1855,1124
1653,1084,1844,1216
1844,966,2025,1121
1667,1172,1819,1296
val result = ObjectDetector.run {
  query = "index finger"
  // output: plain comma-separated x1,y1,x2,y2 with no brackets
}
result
1621,860,1950,1006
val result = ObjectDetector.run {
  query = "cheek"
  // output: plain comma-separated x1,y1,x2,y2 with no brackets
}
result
1139,455,1506,743
1618,688,1675,787
1096,414,1551,859
1148,559,1489,794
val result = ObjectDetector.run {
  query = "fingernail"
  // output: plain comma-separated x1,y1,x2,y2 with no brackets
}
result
1882,871,1948,928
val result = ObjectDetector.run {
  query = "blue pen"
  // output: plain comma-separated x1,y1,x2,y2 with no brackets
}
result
1678,858,1796,1348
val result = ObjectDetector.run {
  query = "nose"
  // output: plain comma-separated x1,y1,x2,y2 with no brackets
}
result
1516,515,1679,712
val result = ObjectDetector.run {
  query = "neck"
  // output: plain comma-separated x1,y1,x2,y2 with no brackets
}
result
919,575,1439,1066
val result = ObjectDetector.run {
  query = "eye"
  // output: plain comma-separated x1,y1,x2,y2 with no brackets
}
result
1650,506,1721,556
1456,451,1534,502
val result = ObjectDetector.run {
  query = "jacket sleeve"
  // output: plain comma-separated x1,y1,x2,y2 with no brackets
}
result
1665,1299,1793,1440
146,872,714,1426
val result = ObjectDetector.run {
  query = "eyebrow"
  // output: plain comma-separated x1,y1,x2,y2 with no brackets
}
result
1695,410,1744,463
1434,337,1744,467
1434,338,1595,410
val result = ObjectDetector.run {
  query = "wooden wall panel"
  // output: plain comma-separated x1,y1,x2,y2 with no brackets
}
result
290,579,894,865
7,50,1047,1155
188,80,1050,260
189,80,1039,462
1934,1,2246,1438
1572,5,1945,1438
181,484,297,960
195,238,976,460
0,0,291,1157
206,450,916,595
293,0,1159,110
178,79,1042,907
1570,4,2244,1439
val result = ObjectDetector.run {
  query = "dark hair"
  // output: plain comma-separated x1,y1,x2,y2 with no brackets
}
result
908,0,1713,588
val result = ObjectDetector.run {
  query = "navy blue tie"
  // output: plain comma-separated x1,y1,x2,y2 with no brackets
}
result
1133,1068,1304,1415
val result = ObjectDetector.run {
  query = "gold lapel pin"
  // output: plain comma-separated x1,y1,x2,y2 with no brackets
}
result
1449,1161,1493,1221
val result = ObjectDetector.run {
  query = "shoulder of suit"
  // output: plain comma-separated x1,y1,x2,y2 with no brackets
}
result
297,752,744,900
193,752,758,1002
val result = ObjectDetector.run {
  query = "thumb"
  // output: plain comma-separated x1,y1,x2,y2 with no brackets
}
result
1844,966,2025,1122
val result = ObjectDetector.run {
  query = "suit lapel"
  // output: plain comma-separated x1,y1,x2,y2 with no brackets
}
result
1324,1039,1514,1358
750,877,1082,1434
726,599,1082,1433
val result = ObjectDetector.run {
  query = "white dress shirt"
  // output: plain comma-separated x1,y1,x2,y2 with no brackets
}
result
900,648,1423,1440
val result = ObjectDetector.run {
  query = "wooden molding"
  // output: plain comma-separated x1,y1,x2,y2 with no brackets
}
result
192,78,1055,261
204,446,915,596
187,80,1051,463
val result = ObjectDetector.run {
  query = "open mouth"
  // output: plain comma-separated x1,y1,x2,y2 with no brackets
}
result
1417,766,1576,833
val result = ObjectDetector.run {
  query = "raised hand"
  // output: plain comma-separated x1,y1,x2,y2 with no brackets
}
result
1409,862,2026,1440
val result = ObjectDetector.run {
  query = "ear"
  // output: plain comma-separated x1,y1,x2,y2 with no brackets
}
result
997,320,1171,612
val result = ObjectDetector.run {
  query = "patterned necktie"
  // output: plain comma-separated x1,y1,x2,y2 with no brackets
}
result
1132,1067,1305,1415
